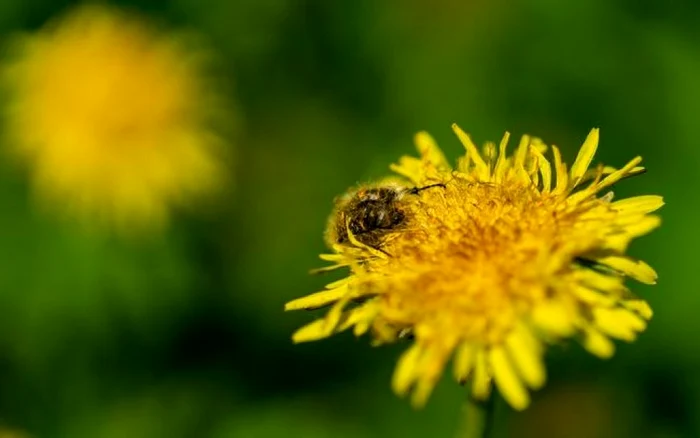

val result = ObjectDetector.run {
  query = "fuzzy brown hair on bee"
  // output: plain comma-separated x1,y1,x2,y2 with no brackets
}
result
327,182,446,250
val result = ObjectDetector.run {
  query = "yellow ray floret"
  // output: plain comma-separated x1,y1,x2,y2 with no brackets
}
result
285,126,662,410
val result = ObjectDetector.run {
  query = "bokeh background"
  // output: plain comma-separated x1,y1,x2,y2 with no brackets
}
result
0,0,695,437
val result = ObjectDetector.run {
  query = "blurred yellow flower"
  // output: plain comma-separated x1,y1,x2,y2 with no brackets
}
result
286,125,662,410
2,5,230,231
0,427,30,438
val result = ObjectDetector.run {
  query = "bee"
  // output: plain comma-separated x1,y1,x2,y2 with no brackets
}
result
328,182,446,250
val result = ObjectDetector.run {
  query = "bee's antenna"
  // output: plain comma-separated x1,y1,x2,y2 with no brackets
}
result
408,182,447,195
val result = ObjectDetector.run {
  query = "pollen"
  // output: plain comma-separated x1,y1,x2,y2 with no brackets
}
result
1,4,230,232
285,125,662,411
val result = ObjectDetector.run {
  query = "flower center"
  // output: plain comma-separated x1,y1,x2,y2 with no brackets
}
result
366,178,587,344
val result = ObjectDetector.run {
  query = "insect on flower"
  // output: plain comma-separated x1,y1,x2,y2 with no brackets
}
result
286,125,662,411
328,182,446,250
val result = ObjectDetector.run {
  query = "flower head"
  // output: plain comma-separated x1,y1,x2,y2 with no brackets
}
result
2,5,230,231
286,125,662,410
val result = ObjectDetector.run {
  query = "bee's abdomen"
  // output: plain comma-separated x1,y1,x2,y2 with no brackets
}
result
336,198,405,247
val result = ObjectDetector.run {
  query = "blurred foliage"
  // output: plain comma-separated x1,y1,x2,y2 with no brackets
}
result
0,0,696,437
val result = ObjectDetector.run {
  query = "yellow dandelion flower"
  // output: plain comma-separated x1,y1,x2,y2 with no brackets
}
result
286,125,662,411
1,5,230,231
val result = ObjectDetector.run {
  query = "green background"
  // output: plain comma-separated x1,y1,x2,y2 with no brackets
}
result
0,1,694,437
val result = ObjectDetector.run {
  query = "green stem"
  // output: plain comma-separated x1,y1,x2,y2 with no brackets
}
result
455,396,494,438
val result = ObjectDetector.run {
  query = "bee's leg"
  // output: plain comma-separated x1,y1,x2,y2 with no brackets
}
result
376,247,392,257
345,218,390,259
